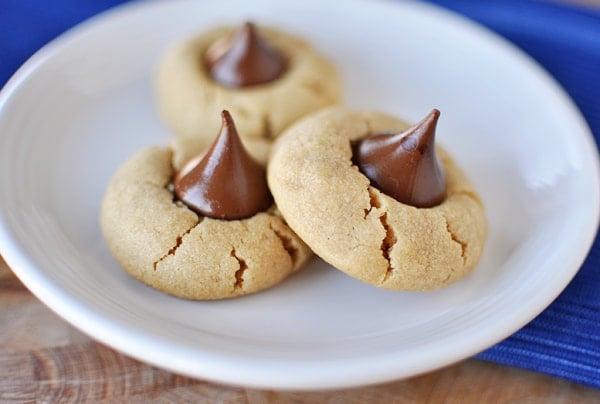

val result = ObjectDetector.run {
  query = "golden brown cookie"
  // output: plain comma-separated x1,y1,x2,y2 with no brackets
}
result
100,147,311,300
268,108,487,291
156,24,342,166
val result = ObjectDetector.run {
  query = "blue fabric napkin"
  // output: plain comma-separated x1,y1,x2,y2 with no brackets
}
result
1,0,599,389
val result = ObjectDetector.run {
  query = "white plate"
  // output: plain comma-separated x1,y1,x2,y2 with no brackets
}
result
0,0,598,390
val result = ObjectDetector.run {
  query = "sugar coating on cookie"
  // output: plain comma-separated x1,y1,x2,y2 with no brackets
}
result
156,25,342,167
268,108,488,291
100,147,311,300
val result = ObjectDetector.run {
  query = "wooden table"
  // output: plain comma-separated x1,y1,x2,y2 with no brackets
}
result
1,257,600,402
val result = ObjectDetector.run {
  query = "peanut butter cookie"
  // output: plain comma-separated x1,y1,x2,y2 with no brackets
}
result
101,111,311,300
268,107,487,291
156,22,341,167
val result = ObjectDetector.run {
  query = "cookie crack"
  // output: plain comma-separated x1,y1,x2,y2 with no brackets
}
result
364,187,382,218
300,79,325,96
379,212,397,284
269,223,299,267
152,219,202,271
230,248,247,290
444,215,467,265
262,115,273,139
363,187,396,283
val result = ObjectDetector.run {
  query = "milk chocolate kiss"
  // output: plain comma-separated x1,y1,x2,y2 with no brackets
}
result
352,109,446,208
204,22,286,87
174,110,272,219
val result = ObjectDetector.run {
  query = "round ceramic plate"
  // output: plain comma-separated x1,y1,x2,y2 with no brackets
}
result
0,0,598,390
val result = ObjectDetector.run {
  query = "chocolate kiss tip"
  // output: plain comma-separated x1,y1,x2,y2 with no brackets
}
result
352,109,447,208
424,108,440,129
204,21,286,88
221,109,234,128
427,109,440,129
242,21,256,32
174,110,272,220
411,108,440,142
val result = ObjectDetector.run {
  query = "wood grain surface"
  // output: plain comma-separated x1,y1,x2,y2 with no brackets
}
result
1,257,600,402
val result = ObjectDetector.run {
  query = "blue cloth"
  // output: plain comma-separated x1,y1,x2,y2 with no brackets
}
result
1,0,599,389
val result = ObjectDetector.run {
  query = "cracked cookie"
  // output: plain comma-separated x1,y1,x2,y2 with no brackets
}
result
267,107,487,291
156,22,341,167
100,111,311,300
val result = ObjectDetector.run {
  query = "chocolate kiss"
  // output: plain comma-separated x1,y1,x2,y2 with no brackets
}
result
204,22,286,87
174,110,273,219
352,109,446,208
